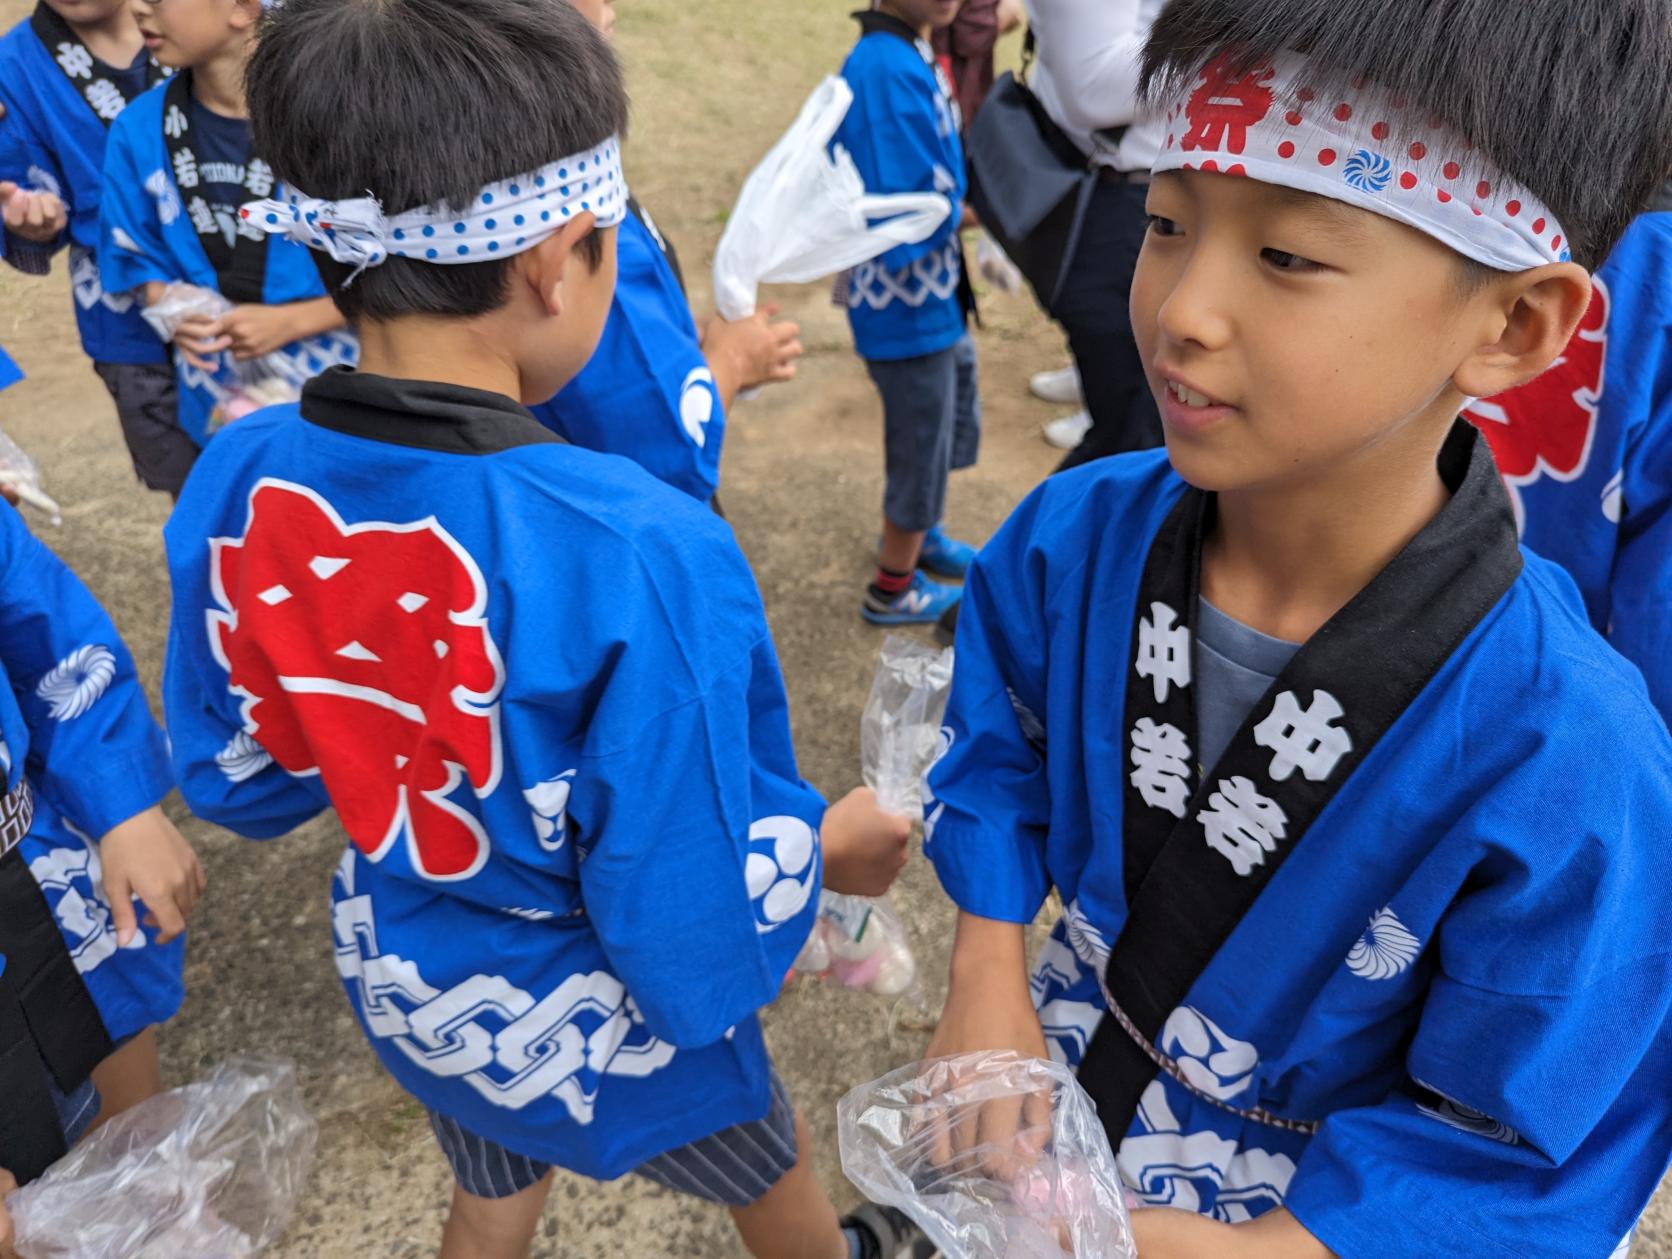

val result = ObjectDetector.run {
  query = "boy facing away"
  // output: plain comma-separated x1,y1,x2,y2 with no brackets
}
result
922,1,1672,1255
161,2,925,1257
529,0,804,506
836,0,983,626
0,0,186,496
97,0,356,461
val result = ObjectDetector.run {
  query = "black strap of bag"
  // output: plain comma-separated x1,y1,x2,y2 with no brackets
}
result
966,28,1126,314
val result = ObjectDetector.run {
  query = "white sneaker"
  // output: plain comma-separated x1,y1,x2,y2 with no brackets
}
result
1030,365,1083,406
1043,410,1093,450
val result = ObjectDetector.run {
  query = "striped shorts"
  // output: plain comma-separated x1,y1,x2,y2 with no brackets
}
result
427,1070,798,1204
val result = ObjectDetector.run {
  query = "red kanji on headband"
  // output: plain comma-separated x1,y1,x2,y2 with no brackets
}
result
1181,54,1277,156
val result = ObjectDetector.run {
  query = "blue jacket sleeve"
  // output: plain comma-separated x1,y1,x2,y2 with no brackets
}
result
611,278,724,503
1285,732,1672,1259
161,488,327,839
98,111,176,296
572,533,824,1048
924,486,1055,923
1605,387,1672,723
0,507,172,835
840,48,962,271
0,85,68,271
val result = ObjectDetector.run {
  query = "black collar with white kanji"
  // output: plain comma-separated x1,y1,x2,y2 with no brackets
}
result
301,367,564,456
161,71,273,305
30,1,166,127
1076,420,1522,1141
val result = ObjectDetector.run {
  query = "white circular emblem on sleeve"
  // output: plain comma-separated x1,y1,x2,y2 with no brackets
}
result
1345,906,1421,980
37,644,116,721
679,368,717,448
744,815,816,932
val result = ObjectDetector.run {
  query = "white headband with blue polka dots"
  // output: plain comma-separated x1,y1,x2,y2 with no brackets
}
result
238,134,628,278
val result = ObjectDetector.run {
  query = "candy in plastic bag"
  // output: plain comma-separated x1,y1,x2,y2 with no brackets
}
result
838,1052,1136,1259
712,76,951,321
794,889,918,997
794,638,952,999
140,283,306,436
7,1056,317,1259
0,428,62,525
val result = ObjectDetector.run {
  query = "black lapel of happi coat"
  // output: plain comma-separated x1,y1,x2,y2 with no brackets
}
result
162,71,271,305
30,2,164,127
1077,421,1524,1142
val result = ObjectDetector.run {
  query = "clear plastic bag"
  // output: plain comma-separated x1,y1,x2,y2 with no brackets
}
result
712,76,952,320
838,1052,1137,1259
141,283,306,436
7,1056,317,1259
0,428,62,525
795,637,953,1000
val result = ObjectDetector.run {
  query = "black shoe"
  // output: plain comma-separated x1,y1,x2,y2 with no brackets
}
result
841,1202,933,1259
933,599,959,647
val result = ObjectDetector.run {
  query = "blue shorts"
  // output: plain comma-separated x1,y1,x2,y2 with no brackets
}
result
867,333,981,533
427,1069,798,1204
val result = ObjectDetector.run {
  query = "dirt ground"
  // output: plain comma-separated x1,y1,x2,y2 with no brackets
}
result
0,1,1667,1255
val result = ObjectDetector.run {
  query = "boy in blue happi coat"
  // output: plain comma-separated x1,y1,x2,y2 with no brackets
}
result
96,0,355,458
0,497,203,1182
837,0,983,625
0,0,191,497
1463,212,1672,725
161,3,926,1257
921,2,1672,1256
532,0,804,506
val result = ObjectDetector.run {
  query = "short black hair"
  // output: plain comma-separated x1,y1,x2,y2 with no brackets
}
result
246,0,629,322
1141,0,1672,271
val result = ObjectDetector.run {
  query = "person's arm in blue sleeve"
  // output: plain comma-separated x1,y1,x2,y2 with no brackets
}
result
575,633,828,1048
1604,379,1672,723
0,94,70,273
844,51,963,271
573,519,908,1046
1251,745,1672,1259
97,111,177,298
920,486,1058,1142
0,505,204,944
160,505,328,839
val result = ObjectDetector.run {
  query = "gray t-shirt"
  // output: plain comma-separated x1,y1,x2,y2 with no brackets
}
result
1194,598,1302,774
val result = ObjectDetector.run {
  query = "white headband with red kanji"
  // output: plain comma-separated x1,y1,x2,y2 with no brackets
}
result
1152,50,1571,271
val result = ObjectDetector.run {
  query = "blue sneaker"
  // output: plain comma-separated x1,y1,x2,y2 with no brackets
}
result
917,525,977,579
863,570,963,625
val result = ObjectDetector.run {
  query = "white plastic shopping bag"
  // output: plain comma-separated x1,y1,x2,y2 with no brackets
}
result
713,76,952,320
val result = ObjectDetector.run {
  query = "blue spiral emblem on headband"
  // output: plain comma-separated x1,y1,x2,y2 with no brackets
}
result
1343,149,1394,193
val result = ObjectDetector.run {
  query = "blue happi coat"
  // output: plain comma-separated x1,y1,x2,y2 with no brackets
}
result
0,12,165,366
162,369,825,1177
927,444,1672,1259
98,81,356,447
0,503,182,1043
1464,212,1672,723
531,208,724,502
834,12,967,362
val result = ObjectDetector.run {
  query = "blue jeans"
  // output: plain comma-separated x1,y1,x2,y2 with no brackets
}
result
866,333,981,533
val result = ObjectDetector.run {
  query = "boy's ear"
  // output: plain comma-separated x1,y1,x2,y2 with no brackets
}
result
522,215,597,317
1454,262,1592,400
230,0,266,31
